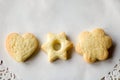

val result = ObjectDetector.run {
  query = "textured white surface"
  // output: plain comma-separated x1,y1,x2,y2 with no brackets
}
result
0,60,20,80
0,0,120,80
101,59,120,80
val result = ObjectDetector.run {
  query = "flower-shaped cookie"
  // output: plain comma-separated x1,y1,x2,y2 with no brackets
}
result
75,28,112,63
41,32,73,62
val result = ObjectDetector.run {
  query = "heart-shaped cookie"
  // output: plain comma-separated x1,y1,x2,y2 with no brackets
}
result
6,33,38,62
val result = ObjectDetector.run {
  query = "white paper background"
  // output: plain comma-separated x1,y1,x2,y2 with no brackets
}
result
0,0,120,80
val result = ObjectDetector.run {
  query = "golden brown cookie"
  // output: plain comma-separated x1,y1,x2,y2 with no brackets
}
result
75,28,112,63
41,32,73,62
6,33,38,62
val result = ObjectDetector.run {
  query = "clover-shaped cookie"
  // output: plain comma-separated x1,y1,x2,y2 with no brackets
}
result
75,28,112,63
41,32,73,62
6,33,38,62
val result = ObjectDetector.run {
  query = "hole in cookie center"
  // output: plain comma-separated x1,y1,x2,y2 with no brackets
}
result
53,40,61,51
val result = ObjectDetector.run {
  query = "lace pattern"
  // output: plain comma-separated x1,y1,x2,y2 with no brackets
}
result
0,60,20,80
1,59,120,80
101,59,120,80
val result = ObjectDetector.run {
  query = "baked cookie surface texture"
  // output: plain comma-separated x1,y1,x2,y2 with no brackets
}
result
76,28,112,63
6,33,38,62
42,32,73,62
